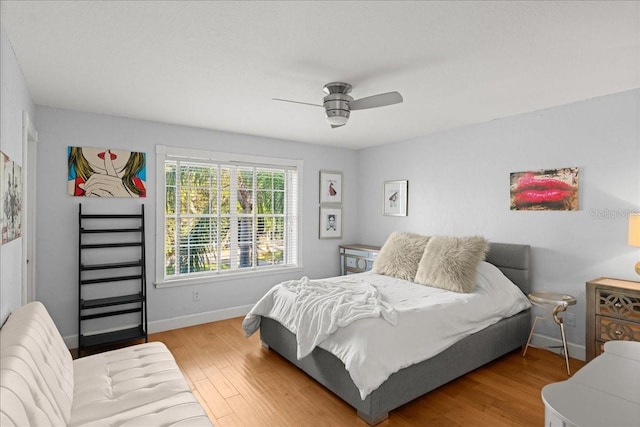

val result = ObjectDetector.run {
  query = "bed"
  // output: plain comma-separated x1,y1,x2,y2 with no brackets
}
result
245,240,531,425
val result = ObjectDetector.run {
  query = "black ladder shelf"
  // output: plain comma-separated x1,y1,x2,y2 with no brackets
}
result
78,203,148,356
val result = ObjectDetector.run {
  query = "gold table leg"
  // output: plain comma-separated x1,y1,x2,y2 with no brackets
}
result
522,303,548,357
553,304,571,376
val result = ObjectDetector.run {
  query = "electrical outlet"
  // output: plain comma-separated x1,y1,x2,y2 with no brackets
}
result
193,291,200,301
564,311,576,327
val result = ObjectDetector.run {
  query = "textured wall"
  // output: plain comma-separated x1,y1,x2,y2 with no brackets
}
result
356,89,640,353
0,27,35,325
34,106,359,342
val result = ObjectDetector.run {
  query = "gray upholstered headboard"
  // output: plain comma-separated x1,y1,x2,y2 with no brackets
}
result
486,243,531,295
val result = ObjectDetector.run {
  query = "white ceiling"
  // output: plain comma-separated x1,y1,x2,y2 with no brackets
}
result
1,1,639,150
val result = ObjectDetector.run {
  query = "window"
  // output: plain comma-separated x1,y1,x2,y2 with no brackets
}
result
156,146,302,286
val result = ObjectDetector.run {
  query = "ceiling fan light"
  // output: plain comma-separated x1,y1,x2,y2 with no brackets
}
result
325,109,349,126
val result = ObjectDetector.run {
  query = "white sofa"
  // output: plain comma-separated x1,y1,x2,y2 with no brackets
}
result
0,301,213,426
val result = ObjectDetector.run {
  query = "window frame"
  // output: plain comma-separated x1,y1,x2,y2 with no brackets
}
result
155,145,303,288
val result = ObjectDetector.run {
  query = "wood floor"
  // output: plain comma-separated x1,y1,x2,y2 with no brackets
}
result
148,317,586,427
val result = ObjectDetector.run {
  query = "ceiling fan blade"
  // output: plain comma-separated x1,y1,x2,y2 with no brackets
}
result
350,91,403,110
272,98,323,108
331,123,346,129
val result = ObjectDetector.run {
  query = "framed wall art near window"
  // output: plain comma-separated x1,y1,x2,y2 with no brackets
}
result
68,146,147,198
383,180,408,216
319,206,342,239
319,170,342,204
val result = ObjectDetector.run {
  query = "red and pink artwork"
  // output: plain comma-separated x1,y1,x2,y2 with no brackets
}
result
510,167,579,211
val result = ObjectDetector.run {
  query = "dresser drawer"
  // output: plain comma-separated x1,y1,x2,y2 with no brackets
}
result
339,244,380,275
596,289,640,322
597,316,640,342
344,253,375,272
586,278,640,362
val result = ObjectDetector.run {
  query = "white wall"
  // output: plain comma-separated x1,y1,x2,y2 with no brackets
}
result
356,89,640,353
13,45,639,355
34,106,359,342
0,27,35,324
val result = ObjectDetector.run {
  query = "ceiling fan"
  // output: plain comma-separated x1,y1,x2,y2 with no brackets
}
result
273,82,403,128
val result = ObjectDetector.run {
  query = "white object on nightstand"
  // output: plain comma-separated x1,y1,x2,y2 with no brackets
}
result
541,340,640,427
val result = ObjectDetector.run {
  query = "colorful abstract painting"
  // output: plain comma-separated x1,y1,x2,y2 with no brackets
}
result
510,167,579,211
68,146,146,197
1,151,22,244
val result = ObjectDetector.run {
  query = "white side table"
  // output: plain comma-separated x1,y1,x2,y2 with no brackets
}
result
522,291,577,375
542,341,640,427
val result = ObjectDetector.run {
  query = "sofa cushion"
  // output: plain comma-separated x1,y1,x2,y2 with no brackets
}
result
70,342,211,426
0,301,74,426
1,302,213,427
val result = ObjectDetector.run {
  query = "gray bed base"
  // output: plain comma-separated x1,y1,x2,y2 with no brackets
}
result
259,243,531,425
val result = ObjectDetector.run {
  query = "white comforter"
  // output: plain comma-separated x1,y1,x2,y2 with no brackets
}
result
243,261,531,400
285,276,397,358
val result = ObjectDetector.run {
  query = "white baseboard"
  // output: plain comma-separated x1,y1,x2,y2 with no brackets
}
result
63,304,254,349
528,333,586,361
147,304,254,334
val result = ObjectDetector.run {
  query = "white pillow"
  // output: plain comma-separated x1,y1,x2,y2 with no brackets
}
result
414,236,489,293
372,232,431,281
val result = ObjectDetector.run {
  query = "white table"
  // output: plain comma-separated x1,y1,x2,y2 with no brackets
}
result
541,341,640,427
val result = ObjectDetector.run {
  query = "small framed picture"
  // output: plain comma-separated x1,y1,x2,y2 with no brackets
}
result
319,170,342,204
383,180,408,216
319,206,342,239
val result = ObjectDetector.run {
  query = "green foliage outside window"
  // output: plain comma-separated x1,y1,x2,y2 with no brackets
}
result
165,162,287,277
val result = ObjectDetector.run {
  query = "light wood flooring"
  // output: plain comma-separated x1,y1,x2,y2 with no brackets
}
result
147,317,586,427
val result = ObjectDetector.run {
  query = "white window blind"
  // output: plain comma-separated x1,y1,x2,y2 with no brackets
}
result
156,146,302,286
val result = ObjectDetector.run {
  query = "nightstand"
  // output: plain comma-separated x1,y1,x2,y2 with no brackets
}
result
585,277,640,362
522,291,577,375
339,244,380,275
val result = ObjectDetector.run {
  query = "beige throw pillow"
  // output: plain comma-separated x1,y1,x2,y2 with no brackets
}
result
372,232,431,281
414,236,489,293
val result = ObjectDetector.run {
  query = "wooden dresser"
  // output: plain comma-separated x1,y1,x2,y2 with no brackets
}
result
585,277,640,362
